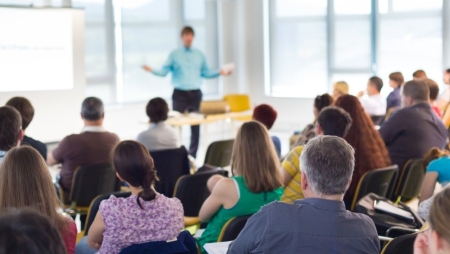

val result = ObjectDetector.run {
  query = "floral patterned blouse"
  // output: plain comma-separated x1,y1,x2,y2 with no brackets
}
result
98,193,184,254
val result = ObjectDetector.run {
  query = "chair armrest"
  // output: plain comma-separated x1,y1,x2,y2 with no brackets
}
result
378,236,394,242
386,226,419,237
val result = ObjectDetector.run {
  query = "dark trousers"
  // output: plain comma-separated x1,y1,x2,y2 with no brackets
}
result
172,89,202,158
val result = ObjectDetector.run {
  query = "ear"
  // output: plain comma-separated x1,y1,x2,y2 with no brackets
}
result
18,129,24,141
301,171,308,191
116,173,125,182
316,123,323,136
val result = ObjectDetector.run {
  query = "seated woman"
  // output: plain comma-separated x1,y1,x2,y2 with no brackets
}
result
335,95,392,209
291,94,334,149
419,148,450,204
0,146,77,254
414,187,450,254
196,121,283,253
76,141,184,254
252,104,281,157
137,97,178,151
386,72,404,112
332,81,349,101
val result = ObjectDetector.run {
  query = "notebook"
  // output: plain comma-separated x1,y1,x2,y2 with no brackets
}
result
204,241,232,254
375,200,414,221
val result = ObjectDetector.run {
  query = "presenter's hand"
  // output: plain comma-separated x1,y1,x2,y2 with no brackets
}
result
142,65,152,72
220,69,232,76
357,91,365,98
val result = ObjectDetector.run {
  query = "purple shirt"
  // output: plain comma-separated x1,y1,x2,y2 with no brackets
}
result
98,194,184,254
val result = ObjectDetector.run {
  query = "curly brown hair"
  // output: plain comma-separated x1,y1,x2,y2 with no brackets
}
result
335,95,392,208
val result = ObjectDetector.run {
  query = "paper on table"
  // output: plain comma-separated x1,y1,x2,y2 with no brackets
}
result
221,62,235,73
375,200,414,220
204,241,232,254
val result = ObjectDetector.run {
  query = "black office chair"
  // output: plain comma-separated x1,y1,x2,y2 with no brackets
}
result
204,139,234,168
217,215,252,242
60,163,121,215
393,159,425,202
371,115,385,126
84,191,132,236
350,165,399,211
381,233,418,254
173,169,228,226
150,146,190,197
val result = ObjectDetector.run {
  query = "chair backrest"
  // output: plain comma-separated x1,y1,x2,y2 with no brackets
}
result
371,115,386,126
223,94,251,112
394,159,425,202
150,146,190,197
70,163,121,207
351,165,399,211
217,215,252,242
381,233,418,254
173,170,228,217
119,230,197,254
84,191,131,236
204,139,234,168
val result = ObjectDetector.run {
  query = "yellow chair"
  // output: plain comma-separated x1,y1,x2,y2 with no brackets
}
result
223,94,253,122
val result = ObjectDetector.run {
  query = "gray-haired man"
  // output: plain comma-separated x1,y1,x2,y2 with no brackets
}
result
228,136,380,254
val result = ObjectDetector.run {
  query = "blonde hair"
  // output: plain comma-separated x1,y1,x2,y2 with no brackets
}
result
231,121,282,193
333,81,349,95
429,187,450,244
0,146,69,233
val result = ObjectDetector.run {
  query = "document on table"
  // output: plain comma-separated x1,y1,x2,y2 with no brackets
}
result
204,241,232,254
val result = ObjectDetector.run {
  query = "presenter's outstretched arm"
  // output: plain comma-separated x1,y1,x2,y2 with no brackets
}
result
142,53,174,77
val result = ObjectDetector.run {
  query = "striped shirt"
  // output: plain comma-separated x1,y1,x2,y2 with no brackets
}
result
281,146,304,203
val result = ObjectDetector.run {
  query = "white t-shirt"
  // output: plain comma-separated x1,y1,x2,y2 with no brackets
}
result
360,94,386,116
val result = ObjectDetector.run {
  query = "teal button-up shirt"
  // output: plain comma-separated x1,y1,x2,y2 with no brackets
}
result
152,47,220,91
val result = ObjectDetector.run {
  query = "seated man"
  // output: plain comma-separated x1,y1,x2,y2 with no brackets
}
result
228,136,380,253
380,80,447,171
47,97,120,194
358,76,386,116
252,104,281,157
0,106,23,164
281,106,352,203
137,97,178,152
6,97,47,159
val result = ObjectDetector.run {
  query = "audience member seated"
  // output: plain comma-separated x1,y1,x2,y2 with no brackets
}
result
358,76,386,116
332,81,349,101
335,95,391,208
423,79,443,118
281,106,352,203
418,185,450,221
47,97,120,194
413,69,428,80
252,104,281,157
379,80,447,172
137,97,178,152
196,121,283,253
6,97,47,159
0,146,77,253
0,209,67,254
419,148,450,204
291,94,334,148
437,68,450,110
414,187,450,254
76,140,184,254
0,106,23,164
228,136,380,254
387,72,404,111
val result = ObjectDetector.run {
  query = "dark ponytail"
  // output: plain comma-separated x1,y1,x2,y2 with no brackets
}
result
112,141,159,209
314,94,334,112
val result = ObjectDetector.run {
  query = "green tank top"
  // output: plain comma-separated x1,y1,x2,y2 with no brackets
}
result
197,176,283,253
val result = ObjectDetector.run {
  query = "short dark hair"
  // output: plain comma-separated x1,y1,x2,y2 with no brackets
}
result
413,70,427,79
389,72,404,87
0,106,21,151
146,98,169,123
181,26,195,36
5,97,34,130
403,80,429,103
81,97,104,121
0,209,66,254
314,94,334,112
253,104,277,130
368,76,383,92
317,106,352,138
423,78,440,100
446,68,450,74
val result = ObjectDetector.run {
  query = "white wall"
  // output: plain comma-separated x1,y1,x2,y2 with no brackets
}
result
0,8,86,142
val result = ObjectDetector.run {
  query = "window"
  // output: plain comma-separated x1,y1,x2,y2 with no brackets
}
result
267,0,448,98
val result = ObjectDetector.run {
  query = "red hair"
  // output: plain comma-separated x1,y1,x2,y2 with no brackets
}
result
335,95,391,207
253,104,278,130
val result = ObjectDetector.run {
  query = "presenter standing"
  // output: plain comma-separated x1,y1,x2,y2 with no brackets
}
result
142,26,231,158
